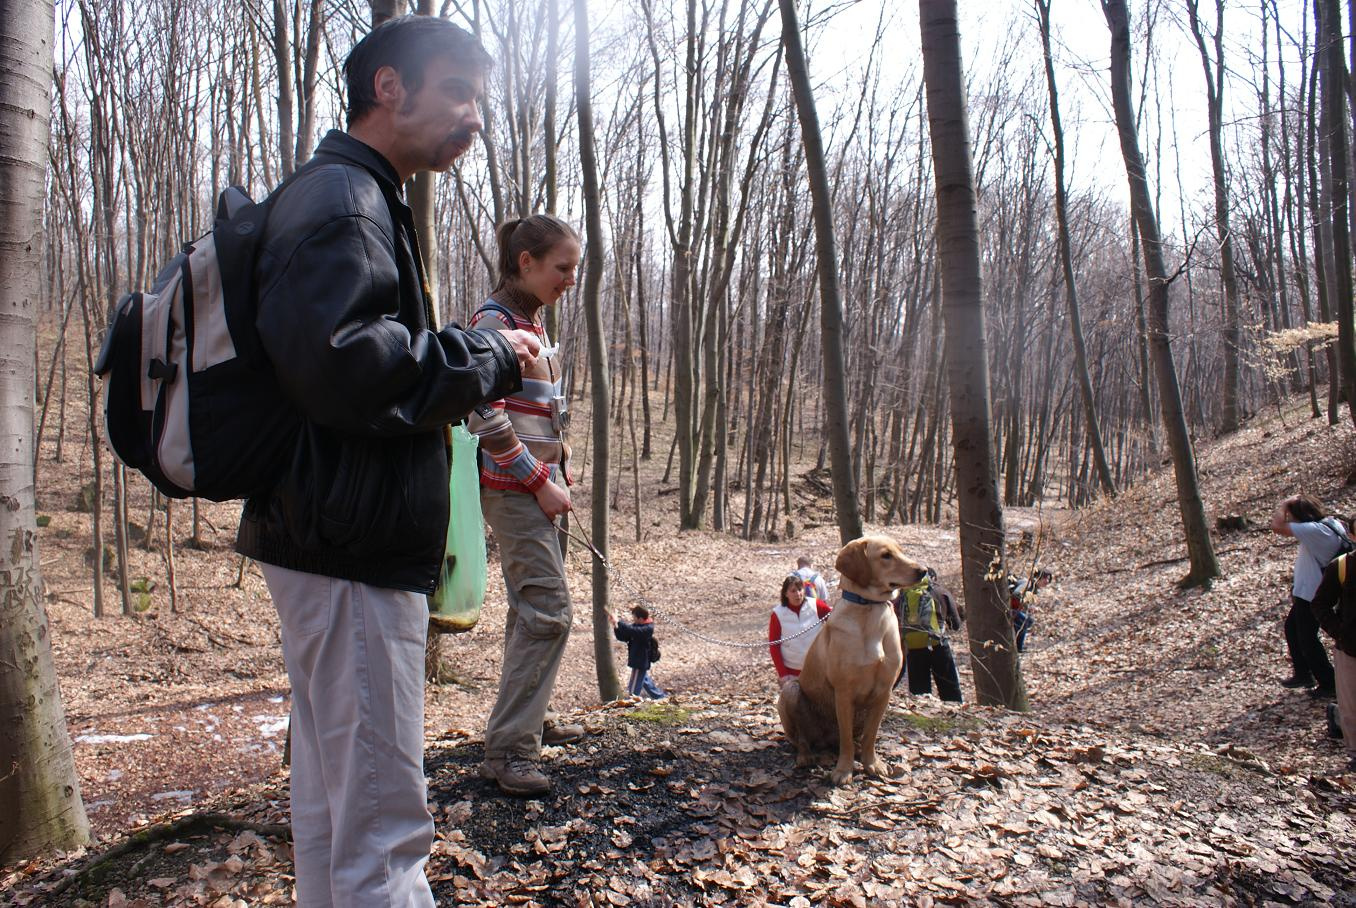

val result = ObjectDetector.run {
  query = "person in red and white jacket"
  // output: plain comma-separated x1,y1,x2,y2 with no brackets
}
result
769,574,832,682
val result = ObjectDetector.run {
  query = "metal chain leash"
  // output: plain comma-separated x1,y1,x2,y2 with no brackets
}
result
559,523,832,649
558,524,974,651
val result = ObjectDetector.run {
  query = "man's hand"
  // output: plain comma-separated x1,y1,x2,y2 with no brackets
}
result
502,328,540,372
534,478,572,520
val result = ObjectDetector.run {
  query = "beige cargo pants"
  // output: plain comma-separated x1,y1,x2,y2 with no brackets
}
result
481,481,573,760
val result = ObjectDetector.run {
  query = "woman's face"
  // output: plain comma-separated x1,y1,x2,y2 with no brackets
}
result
518,238,581,307
785,583,805,607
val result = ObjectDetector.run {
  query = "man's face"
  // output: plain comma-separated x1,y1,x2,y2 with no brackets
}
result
390,55,485,174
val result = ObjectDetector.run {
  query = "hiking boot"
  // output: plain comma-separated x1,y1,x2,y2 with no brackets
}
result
1327,703,1344,740
480,756,550,797
1280,676,1315,689
542,722,585,746
1308,685,1337,700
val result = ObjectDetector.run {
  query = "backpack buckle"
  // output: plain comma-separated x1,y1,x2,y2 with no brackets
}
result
147,358,178,382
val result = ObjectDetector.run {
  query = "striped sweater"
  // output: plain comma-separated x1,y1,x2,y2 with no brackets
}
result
466,295,568,493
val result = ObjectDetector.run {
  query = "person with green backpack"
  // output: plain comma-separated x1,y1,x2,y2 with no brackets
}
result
895,570,965,702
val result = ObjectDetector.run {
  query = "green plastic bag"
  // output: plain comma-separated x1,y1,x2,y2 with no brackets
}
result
428,424,486,633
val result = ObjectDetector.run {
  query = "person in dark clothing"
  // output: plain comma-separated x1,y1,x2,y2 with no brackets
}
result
1009,568,1052,653
237,17,539,908
608,606,662,698
1271,494,1348,698
896,571,965,702
1308,553,1356,770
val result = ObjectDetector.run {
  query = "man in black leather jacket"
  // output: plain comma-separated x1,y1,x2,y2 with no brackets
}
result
237,17,538,908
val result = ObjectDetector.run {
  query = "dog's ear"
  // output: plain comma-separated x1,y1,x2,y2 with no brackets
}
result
835,538,872,587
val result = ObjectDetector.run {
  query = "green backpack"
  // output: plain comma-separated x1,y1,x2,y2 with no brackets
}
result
897,579,943,650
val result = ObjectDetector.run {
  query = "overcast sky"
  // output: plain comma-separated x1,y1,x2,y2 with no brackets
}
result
803,0,1309,238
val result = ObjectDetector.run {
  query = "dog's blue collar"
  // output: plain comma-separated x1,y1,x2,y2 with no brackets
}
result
841,590,891,606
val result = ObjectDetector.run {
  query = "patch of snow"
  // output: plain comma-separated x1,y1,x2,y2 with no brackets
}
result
253,715,289,737
150,790,194,802
75,733,153,744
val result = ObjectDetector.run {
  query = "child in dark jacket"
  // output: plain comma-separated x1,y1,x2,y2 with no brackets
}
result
608,606,664,698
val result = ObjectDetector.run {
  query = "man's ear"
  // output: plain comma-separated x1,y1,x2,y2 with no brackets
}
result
372,65,405,112
835,539,871,588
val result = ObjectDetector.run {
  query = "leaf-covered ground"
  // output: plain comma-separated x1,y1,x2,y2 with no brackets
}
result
4,398,1356,906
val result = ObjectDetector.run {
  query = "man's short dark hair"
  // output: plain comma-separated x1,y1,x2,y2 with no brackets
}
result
344,15,493,127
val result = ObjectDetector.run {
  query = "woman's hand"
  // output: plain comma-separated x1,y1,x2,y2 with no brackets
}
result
534,478,572,520
1271,500,1295,537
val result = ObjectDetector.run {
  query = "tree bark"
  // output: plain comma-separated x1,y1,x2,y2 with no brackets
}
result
272,0,296,178
1318,0,1356,425
918,0,1026,709
1036,0,1116,497
1102,0,1220,585
0,0,92,860
778,0,862,545
408,0,439,310
1184,0,1243,434
369,0,399,26
575,0,620,701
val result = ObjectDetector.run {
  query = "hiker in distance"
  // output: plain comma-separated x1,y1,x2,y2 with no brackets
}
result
468,213,583,797
770,573,832,684
1270,494,1349,700
794,555,830,602
236,17,539,908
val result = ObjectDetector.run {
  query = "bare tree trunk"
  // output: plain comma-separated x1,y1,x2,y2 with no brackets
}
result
0,0,92,860
370,0,399,26
542,0,560,339
1037,0,1116,497
575,0,620,702
1185,0,1243,433
409,0,439,308
1103,0,1220,586
778,0,862,545
272,0,296,178
919,0,1025,710
1318,0,1356,425
295,0,324,163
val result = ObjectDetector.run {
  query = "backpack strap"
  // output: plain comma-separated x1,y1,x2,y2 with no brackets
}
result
473,301,521,330
1341,554,1348,585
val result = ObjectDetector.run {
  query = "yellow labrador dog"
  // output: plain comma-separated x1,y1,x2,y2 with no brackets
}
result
777,536,925,784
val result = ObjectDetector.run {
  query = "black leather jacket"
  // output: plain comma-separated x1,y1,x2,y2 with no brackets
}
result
236,130,520,592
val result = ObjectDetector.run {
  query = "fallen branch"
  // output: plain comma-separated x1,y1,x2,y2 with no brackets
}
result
44,812,289,900
1106,547,1247,574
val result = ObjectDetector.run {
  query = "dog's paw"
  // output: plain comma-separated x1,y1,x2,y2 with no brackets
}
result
795,752,813,769
861,758,891,779
829,767,855,786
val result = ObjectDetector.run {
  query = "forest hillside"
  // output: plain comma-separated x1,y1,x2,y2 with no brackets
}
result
3,396,1355,906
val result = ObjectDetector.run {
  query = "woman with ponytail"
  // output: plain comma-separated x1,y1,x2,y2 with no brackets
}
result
468,213,582,797
1271,494,1348,699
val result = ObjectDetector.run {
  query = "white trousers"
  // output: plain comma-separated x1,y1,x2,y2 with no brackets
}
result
262,563,435,908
